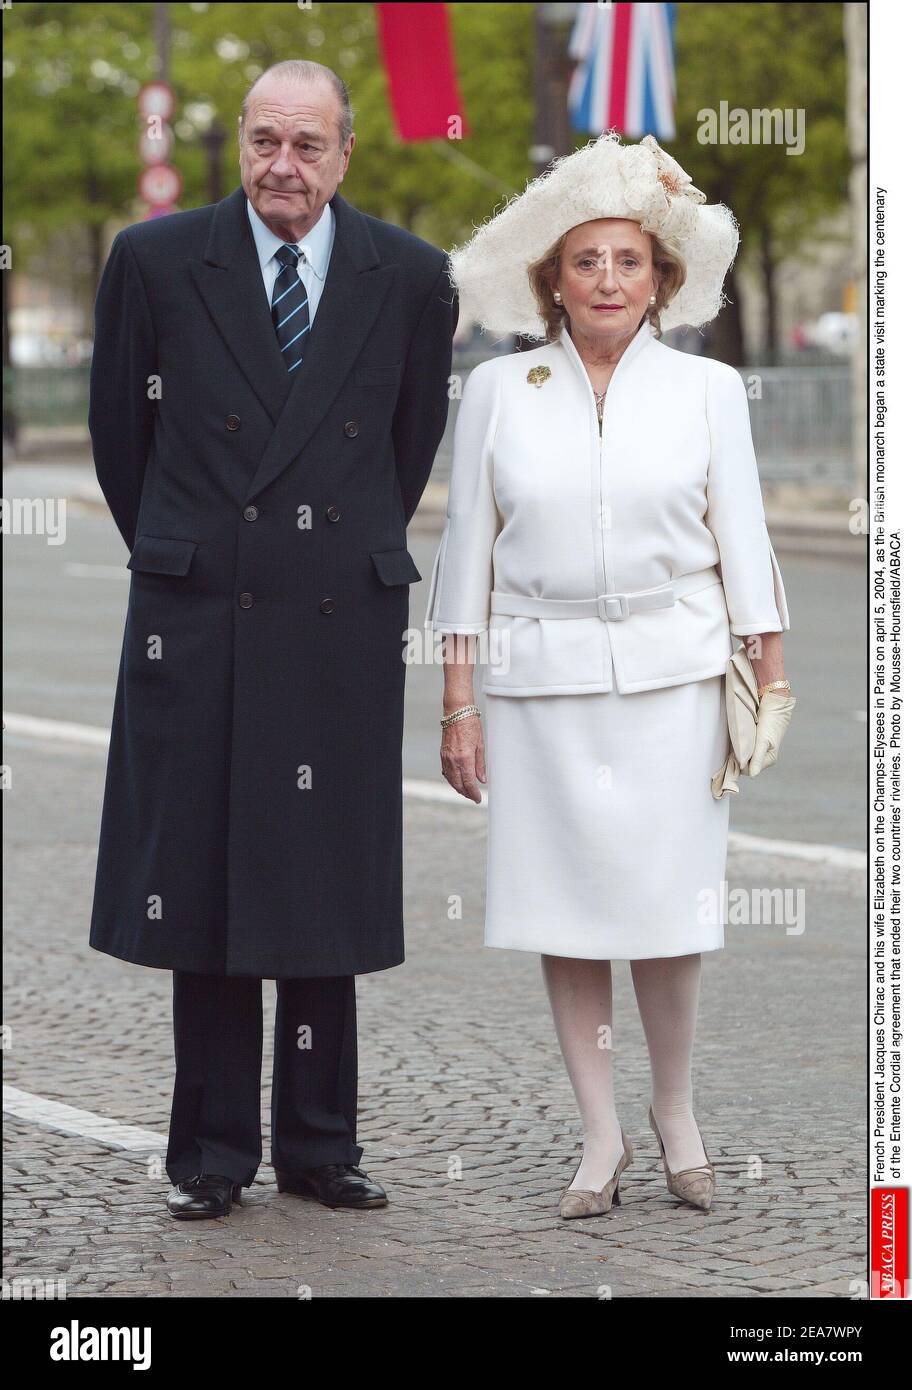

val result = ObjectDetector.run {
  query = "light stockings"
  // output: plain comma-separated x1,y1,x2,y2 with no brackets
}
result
541,954,625,1191
630,952,708,1174
542,951,708,1189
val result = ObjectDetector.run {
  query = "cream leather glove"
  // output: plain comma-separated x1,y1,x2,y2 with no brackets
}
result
747,689,797,777
711,650,797,798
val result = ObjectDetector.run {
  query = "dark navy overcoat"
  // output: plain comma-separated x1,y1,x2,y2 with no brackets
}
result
87,184,457,976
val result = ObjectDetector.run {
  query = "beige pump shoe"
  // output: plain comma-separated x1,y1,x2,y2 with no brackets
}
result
559,1130,634,1220
648,1106,715,1212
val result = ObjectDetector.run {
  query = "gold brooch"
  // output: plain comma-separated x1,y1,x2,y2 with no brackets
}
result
526,365,551,388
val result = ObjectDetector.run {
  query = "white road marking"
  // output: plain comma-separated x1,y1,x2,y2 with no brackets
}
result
727,831,863,871
3,711,110,748
64,562,130,580
2,710,864,871
3,1085,165,1154
403,775,487,807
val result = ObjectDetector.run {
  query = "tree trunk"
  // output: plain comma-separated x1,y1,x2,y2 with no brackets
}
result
705,172,746,366
85,166,106,337
2,283,17,450
760,223,778,362
88,219,104,295
709,268,745,367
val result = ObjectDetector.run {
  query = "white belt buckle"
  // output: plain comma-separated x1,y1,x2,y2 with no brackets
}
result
597,592,629,621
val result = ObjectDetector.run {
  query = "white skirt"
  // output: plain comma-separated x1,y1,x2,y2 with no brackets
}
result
483,673,731,959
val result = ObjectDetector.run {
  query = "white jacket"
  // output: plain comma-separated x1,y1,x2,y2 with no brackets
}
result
424,320,790,695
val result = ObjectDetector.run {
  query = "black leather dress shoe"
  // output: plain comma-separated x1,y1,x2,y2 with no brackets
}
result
274,1163,388,1209
166,1174,243,1219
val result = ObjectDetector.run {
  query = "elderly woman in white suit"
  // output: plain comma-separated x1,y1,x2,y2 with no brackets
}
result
425,133,796,1218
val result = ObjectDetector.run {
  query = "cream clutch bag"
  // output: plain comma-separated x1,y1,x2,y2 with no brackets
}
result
711,647,796,798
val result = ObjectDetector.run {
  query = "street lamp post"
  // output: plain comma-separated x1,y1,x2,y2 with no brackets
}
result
531,2,576,176
154,2,171,83
518,4,576,351
203,122,227,206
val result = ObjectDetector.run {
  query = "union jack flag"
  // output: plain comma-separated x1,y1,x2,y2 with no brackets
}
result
568,2,677,140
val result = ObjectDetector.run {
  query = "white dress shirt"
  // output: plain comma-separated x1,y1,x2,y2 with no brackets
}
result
246,196,335,324
424,320,790,696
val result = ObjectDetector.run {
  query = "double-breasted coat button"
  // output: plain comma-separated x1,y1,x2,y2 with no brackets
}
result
243,505,259,521
343,420,359,437
319,598,335,614
226,415,241,431
325,505,341,523
239,592,254,608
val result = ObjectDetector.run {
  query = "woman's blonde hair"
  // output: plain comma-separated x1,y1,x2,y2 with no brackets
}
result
527,228,687,341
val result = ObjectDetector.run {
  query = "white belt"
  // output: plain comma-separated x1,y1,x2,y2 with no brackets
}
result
489,567,722,622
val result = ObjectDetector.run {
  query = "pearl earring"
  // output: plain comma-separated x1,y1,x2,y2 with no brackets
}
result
649,295,656,304
553,292,562,303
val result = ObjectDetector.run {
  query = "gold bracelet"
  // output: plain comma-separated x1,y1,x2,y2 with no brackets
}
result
759,679,792,698
441,704,481,728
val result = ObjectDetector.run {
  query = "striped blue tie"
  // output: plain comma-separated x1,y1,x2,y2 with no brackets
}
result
271,243,310,373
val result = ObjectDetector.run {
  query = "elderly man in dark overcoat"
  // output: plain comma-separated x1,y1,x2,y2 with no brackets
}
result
88,60,457,1217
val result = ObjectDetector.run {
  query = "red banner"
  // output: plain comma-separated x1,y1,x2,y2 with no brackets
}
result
376,3,468,141
871,1188,909,1298
606,2,634,131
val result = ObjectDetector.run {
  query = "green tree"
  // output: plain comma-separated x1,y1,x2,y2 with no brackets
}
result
4,2,157,323
4,1,847,366
3,3,532,291
674,2,849,361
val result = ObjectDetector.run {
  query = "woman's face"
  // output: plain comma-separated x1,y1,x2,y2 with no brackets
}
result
555,219,658,344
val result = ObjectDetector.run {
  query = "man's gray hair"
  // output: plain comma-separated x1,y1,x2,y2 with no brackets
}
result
239,61,354,149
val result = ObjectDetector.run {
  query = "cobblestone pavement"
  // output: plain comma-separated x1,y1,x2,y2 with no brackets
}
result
2,730,867,1300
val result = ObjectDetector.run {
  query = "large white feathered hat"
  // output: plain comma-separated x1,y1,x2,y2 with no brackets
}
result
448,131,740,339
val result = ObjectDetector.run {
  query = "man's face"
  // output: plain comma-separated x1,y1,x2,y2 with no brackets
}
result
239,77,354,239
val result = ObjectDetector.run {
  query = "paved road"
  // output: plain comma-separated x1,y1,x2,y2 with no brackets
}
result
2,486,867,1298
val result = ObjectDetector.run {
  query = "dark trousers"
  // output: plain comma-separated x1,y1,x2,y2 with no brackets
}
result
166,971,362,1187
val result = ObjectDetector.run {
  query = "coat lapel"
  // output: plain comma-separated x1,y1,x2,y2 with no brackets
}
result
243,190,396,503
189,185,396,503
189,185,291,426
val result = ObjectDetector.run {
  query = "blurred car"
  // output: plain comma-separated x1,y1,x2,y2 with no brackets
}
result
804,311,859,357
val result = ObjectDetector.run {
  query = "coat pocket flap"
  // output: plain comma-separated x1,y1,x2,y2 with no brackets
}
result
128,535,199,576
370,548,422,586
